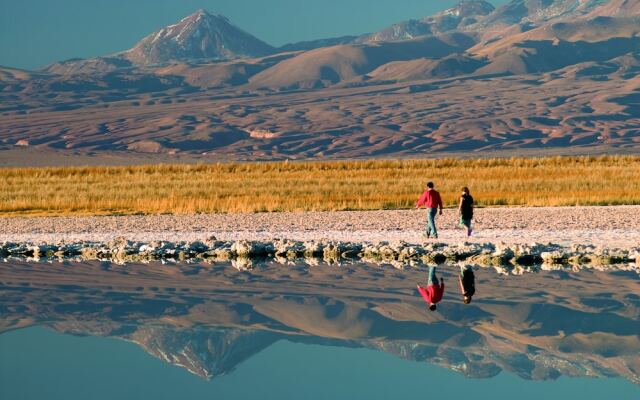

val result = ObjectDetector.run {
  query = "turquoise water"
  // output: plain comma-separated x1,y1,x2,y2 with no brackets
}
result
1,327,638,400
1,260,639,398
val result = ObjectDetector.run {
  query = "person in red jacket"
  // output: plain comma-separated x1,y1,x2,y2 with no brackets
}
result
415,181,444,239
417,266,445,311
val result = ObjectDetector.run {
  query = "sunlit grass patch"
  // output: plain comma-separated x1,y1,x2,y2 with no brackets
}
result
1,155,639,216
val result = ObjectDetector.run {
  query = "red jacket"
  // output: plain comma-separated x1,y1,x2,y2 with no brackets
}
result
416,189,443,209
418,283,445,304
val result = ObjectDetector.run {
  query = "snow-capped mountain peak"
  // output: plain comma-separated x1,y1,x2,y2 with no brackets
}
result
122,9,275,65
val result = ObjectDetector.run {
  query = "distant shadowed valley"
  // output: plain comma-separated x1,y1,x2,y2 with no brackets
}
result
1,0,640,164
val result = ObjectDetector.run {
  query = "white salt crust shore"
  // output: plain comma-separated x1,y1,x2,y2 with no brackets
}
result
1,206,639,247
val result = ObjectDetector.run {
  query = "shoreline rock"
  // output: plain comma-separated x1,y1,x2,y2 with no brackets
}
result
1,239,638,274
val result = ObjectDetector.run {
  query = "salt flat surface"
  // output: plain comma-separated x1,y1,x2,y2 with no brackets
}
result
1,206,638,247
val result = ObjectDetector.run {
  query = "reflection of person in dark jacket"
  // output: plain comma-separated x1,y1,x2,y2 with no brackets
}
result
459,264,475,304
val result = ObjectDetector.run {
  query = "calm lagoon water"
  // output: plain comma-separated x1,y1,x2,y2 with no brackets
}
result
0,260,638,399
1,327,638,400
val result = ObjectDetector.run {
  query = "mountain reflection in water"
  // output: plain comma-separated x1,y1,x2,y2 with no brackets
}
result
0,260,638,383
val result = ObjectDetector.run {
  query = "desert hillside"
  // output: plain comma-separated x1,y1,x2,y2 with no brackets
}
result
1,0,639,164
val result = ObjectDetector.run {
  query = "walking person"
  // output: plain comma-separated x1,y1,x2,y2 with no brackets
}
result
458,187,474,237
459,264,475,304
415,182,443,239
417,266,445,311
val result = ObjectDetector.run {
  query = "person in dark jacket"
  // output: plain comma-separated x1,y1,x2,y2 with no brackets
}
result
458,187,474,237
458,264,475,304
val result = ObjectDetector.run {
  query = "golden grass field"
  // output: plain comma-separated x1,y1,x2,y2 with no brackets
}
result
1,156,639,216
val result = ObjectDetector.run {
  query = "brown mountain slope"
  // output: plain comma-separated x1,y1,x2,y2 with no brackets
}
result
472,16,640,74
477,0,611,27
474,16,640,55
362,0,495,42
248,33,476,89
586,0,640,17
0,66,39,81
152,53,297,88
367,54,487,82
42,57,134,75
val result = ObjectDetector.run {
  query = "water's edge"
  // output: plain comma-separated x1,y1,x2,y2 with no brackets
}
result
2,238,639,273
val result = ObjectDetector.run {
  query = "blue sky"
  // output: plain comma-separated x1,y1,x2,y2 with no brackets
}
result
0,0,507,70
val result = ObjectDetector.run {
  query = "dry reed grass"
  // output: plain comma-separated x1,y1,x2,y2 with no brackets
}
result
1,156,639,216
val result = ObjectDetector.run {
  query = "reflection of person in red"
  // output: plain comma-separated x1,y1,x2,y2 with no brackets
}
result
417,266,445,311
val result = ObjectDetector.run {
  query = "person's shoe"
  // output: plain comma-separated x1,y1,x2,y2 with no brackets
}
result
468,228,473,237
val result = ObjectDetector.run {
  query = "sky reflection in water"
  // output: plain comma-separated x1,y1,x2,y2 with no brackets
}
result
0,260,638,399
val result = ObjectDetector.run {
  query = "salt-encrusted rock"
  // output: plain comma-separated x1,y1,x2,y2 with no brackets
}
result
421,251,447,264
273,239,305,258
589,247,629,265
540,263,570,272
159,241,176,250
440,242,487,261
341,243,362,259
38,244,59,258
108,236,130,250
187,241,209,254
571,244,596,253
541,250,570,264
361,242,384,261
212,245,233,260
232,257,255,271
7,243,31,256
367,242,398,261
630,248,640,263
508,242,556,265
568,253,591,265
389,260,409,269
274,255,290,265
494,243,516,258
304,257,321,266
397,245,419,262
468,250,505,266
323,241,347,260
303,241,324,258
0,242,12,257
138,243,160,258
80,246,99,259
1,238,639,274
204,235,218,247
231,240,250,256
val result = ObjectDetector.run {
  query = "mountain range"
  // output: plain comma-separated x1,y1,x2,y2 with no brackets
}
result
1,0,639,164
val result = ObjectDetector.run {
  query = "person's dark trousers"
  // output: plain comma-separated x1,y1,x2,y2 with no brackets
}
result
460,217,472,236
